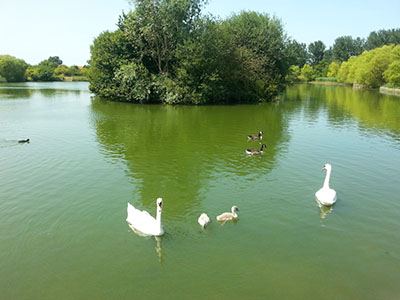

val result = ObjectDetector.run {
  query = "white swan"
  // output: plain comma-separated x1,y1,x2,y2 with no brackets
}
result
198,213,211,228
126,197,164,236
315,164,337,206
216,206,239,221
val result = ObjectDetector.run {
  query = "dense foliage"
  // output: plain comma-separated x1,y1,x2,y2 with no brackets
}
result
26,57,88,81
88,0,290,104
287,28,400,85
0,55,28,82
336,44,400,88
365,29,400,50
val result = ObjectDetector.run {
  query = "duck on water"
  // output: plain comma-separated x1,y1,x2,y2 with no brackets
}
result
246,144,266,155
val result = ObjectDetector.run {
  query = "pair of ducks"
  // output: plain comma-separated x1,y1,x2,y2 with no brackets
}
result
246,131,266,155
126,199,239,236
126,163,337,236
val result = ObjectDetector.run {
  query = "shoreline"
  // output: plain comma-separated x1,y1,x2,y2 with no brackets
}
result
379,86,400,96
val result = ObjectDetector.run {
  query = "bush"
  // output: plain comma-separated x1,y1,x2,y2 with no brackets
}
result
0,55,28,82
383,60,400,87
300,64,314,81
336,44,400,87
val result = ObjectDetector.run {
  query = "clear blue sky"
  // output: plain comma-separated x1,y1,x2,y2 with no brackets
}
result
1,0,399,66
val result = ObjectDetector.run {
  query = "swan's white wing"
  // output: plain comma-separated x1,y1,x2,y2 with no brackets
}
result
127,203,157,226
216,212,233,221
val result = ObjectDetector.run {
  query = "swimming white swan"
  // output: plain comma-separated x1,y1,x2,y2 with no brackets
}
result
216,206,239,221
315,164,337,206
126,198,164,236
198,213,211,228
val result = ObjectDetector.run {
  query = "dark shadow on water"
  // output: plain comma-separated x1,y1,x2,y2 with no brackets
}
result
89,98,289,215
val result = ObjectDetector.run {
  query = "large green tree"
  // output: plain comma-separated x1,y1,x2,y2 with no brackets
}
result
0,55,28,82
333,36,365,62
285,39,309,68
365,28,400,50
308,40,326,66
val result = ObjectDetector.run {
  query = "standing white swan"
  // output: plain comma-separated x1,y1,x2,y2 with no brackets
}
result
198,213,211,228
126,197,164,236
315,164,337,206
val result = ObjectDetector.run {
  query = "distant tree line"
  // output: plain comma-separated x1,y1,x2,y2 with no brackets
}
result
0,55,88,83
287,28,400,87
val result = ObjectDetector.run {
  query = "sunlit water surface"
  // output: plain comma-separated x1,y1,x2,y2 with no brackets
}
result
1,82,399,299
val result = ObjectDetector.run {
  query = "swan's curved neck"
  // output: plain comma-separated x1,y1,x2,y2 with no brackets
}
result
323,169,332,189
156,208,162,230
231,209,238,218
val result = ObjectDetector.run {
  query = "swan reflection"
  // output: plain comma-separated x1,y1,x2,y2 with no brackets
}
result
155,236,164,264
128,227,165,264
316,199,334,219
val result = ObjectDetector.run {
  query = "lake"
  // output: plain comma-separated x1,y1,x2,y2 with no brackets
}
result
1,82,399,299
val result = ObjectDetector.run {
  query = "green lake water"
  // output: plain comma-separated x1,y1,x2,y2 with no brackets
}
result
1,82,399,299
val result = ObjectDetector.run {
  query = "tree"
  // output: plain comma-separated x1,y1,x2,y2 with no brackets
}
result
47,56,63,65
121,0,206,74
286,65,301,83
324,47,334,62
308,41,325,66
313,58,330,78
0,55,28,82
87,30,131,98
383,60,400,87
327,61,340,77
36,61,57,81
365,28,400,50
54,65,71,76
300,64,314,81
333,36,365,62
285,39,309,67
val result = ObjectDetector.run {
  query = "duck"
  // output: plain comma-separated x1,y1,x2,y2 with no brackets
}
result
216,206,239,222
315,164,337,206
18,138,30,143
248,131,263,140
198,213,211,228
126,197,164,236
246,144,267,155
